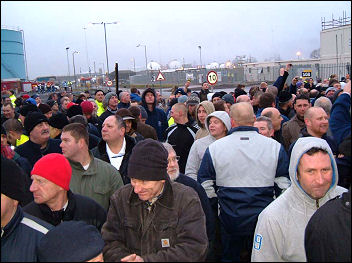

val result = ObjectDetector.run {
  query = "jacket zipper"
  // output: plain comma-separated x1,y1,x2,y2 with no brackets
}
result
316,199,319,209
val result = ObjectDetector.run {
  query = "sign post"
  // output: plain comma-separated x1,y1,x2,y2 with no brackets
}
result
207,71,218,92
156,71,166,95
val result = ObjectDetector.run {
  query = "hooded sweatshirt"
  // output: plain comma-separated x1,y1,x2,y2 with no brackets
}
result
195,101,215,140
251,137,347,262
141,88,168,141
185,111,231,181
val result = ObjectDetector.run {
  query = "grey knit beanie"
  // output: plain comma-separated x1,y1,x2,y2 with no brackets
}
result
103,92,117,108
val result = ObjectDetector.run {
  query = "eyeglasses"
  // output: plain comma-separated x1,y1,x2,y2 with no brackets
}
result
168,156,180,163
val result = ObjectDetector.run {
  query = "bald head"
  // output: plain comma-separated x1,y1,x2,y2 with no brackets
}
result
314,96,332,116
304,106,327,121
236,95,250,103
261,107,283,131
230,102,255,127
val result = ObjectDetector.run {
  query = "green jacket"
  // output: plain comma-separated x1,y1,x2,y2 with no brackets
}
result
68,151,123,211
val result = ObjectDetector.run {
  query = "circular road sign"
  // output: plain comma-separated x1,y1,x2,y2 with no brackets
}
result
107,80,113,87
207,71,218,85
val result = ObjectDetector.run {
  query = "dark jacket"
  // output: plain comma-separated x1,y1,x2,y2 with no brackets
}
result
91,135,136,185
99,108,115,124
164,121,198,174
282,114,306,151
23,190,107,231
14,138,62,168
199,89,210,102
305,190,351,262
289,83,297,95
273,70,289,93
136,122,158,140
87,116,102,137
141,88,168,141
101,179,208,262
118,102,130,109
1,206,53,262
175,174,215,242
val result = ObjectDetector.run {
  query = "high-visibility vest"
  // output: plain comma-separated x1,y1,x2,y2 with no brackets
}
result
16,134,29,147
168,117,175,127
95,100,105,117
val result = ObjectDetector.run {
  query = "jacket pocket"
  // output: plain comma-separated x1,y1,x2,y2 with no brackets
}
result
153,219,178,248
93,185,110,195
123,217,140,252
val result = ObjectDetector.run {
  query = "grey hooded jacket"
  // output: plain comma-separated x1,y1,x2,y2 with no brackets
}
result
185,111,231,181
251,137,347,262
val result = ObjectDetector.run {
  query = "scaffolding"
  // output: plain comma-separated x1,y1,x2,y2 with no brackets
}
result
321,11,351,31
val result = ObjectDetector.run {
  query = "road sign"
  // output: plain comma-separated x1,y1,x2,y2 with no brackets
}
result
107,80,113,87
207,71,218,85
156,71,166,81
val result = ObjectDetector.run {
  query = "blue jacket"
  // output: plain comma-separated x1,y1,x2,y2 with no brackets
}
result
1,206,53,262
329,92,351,146
141,88,168,141
198,126,290,235
273,71,289,94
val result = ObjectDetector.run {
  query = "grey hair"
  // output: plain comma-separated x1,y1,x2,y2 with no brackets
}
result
162,142,176,154
255,116,273,131
314,96,332,115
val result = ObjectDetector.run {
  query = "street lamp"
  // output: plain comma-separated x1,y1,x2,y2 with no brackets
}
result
136,44,148,71
90,21,118,79
66,47,70,77
296,51,301,60
82,27,91,76
72,51,79,89
198,45,202,68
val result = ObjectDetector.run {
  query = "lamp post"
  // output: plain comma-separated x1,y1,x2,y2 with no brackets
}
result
90,21,118,79
198,45,202,68
296,51,301,60
66,47,70,77
82,27,91,76
72,51,79,89
136,44,148,72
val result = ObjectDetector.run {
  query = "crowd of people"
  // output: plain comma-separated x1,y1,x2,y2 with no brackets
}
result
1,66,351,262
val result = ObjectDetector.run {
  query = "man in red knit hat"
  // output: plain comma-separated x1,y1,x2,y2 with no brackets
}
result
23,153,107,231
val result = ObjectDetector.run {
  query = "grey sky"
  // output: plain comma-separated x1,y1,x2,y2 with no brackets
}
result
1,1,351,80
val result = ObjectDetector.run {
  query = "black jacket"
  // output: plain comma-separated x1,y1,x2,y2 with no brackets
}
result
305,190,351,262
91,135,136,185
1,206,53,262
164,121,198,174
23,190,107,231
14,138,62,168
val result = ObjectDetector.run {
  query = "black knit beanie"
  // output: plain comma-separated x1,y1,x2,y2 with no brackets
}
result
1,156,27,203
24,111,48,135
128,138,168,181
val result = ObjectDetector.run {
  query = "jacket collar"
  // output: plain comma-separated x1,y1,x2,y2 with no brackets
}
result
68,151,96,175
228,126,258,135
2,206,23,238
128,178,174,209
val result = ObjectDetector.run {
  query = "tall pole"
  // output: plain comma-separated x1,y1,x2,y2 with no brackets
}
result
198,45,202,68
21,30,29,80
72,51,79,89
83,27,91,76
115,62,119,94
103,23,110,79
144,45,148,71
336,34,339,75
66,47,70,77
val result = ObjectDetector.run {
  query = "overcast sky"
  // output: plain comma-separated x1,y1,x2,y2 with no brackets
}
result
2,1,351,79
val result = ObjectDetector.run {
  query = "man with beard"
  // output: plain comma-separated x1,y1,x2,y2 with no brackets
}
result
15,112,62,168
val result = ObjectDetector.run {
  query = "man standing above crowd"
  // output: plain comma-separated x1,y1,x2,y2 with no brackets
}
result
251,137,347,261
101,139,208,262
141,88,168,141
199,81,210,102
198,102,290,262
60,123,123,211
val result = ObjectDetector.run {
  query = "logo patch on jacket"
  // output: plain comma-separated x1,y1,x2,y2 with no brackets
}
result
161,238,170,247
